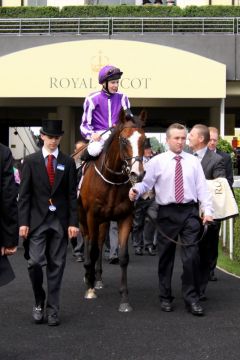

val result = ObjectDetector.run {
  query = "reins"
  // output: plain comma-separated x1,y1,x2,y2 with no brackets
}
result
94,164,130,186
146,212,209,247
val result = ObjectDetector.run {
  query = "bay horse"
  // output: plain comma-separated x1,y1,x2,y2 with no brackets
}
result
77,109,146,312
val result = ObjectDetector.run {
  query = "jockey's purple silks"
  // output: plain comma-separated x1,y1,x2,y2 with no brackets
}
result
80,89,130,140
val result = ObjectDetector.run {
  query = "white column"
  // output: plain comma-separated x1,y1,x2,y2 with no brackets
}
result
222,221,226,247
56,106,75,155
229,218,234,260
220,98,225,137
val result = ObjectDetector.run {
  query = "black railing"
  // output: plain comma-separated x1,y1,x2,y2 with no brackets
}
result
0,17,238,36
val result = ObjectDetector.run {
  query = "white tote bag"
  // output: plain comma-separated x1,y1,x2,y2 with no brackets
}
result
206,177,239,220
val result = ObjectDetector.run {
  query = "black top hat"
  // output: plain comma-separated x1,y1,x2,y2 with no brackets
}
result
40,119,64,136
144,138,152,149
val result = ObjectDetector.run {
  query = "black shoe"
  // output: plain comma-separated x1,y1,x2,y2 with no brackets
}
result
199,294,207,301
145,246,157,256
32,305,44,324
209,272,218,281
135,247,143,256
109,256,119,264
160,300,173,312
75,255,84,263
47,314,60,326
186,302,204,316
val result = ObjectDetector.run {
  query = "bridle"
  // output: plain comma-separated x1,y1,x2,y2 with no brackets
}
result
95,126,144,186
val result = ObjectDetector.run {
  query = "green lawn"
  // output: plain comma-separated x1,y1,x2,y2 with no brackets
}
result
217,245,240,277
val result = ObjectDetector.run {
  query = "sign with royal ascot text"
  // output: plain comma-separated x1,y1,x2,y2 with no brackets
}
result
0,39,226,99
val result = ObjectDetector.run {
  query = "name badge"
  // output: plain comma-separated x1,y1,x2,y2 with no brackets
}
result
49,198,56,212
49,205,56,212
57,164,65,171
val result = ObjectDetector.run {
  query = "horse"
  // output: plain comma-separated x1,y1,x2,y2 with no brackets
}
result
76,109,147,312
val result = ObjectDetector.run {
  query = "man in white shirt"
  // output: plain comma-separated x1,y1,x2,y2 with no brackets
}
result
129,123,213,316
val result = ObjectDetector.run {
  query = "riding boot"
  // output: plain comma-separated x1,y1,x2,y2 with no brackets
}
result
80,148,95,162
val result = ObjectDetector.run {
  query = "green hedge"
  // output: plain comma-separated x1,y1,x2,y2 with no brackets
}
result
60,5,181,18
0,6,59,18
1,5,240,19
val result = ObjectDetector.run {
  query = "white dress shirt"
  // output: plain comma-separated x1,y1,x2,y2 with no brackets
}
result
133,150,213,216
42,147,59,169
194,146,207,162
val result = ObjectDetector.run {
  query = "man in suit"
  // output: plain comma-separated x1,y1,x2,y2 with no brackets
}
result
208,126,234,280
188,124,226,299
132,138,158,256
18,120,79,326
129,123,213,316
0,143,18,287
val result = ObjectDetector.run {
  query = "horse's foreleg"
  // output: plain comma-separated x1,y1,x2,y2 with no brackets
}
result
118,217,133,312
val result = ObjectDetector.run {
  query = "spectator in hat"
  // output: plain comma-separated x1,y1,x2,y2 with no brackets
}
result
70,140,85,263
132,138,158,256
18,119,79,326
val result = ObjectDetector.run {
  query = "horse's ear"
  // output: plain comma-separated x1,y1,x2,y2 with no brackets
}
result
139,109,147,127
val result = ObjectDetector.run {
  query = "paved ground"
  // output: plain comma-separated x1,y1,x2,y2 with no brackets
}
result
1,245,240,360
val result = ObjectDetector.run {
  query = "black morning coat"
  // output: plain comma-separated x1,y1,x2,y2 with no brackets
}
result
18,150,79,258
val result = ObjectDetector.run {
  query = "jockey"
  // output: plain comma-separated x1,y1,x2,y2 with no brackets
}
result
80,65,131,160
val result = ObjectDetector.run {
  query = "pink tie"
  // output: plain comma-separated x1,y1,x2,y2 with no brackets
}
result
47,154,55,187
174,155,184,203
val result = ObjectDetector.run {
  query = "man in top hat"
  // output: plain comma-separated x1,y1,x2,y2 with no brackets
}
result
132,138,158,256
18,119,79,326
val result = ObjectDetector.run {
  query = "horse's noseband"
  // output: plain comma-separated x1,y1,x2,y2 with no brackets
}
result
122,156,143,176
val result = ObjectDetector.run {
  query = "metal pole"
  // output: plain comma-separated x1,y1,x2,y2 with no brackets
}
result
220,98,225,137
222,221,226,248
229,218,234,260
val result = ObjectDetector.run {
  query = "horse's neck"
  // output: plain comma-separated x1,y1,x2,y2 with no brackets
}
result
104,138,122,172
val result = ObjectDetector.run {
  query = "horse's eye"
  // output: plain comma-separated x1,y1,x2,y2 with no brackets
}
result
120,137,129,146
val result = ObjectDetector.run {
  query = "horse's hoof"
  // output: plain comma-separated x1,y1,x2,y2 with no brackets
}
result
95,280,104,290
118,303,133,312
84,288,97,299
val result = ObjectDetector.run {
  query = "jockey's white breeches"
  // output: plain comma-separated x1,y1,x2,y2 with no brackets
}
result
87,130,112,157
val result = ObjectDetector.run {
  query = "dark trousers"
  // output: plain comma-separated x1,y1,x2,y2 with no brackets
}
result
157,202,201,305
132,198,158,249
71,232,84,257
27,214,68,316
199,221,221,294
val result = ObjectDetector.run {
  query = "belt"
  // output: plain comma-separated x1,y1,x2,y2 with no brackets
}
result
159,201,197,208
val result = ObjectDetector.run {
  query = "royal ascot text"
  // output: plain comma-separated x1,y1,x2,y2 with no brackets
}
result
50,77,151,90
